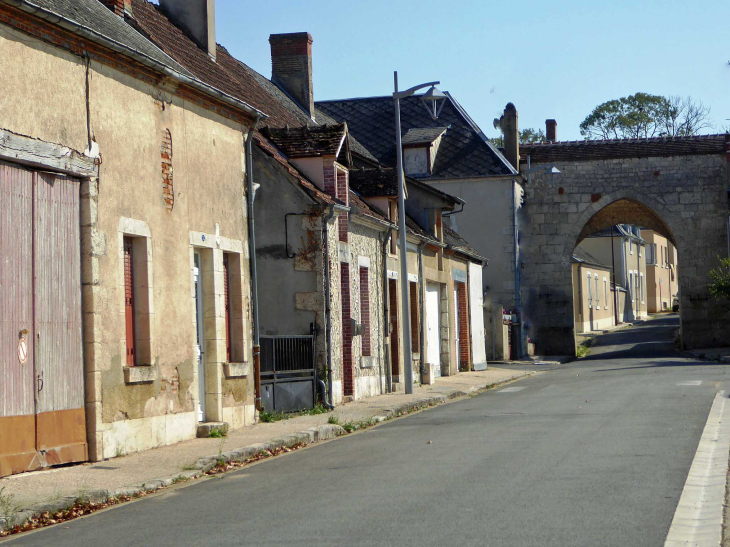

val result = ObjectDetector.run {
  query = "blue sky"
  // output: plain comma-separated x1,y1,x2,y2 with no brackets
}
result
211,0,728,140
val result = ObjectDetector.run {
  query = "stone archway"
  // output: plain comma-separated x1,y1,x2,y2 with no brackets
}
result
520,144,729,356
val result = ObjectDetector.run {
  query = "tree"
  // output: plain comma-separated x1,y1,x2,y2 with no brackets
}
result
490,127,546,147
709,258,730,299
580,93,713,139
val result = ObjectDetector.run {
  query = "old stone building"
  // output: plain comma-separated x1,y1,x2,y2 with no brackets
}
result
0,0,264,475
643,229,679,313
521,134,729,354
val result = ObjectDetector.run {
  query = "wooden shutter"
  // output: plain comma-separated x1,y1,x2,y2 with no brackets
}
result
409,282,419,348
223,253,231,363
123,237,135,366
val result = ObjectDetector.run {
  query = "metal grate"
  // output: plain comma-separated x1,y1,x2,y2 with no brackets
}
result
260,335,316,412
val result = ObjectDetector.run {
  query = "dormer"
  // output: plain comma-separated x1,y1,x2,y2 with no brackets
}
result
261,123,351,193
401,127,448,177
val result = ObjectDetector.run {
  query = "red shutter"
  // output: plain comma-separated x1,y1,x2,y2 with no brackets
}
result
409,282,419,348
359,267,371,357
223,253,231,362
123,237,135,366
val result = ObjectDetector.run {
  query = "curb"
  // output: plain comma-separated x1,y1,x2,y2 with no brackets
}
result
0,371,535,533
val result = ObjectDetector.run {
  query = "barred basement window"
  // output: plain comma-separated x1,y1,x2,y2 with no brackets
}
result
162,129,173,211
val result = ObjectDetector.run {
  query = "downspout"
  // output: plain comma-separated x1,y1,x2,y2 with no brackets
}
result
322,205,337,407
377,232,387,395
246,117,262,411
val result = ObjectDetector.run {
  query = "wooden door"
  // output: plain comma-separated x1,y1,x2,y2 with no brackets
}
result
426,283,441,377
0,163,86,477
0,162,36,477
33,172,86,466
388,279,399,378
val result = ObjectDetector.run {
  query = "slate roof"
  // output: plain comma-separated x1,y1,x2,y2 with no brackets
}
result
401,127,448,146
587,225,644,241
316,93,517,179
21,0,192,76
521,134,726,163
262,124,347,159
444,225,484,261
572,248,611,269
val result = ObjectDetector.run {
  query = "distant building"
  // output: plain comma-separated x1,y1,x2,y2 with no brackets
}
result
643,230,679,312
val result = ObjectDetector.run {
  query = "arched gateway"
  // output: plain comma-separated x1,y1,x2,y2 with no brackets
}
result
520,134,730,355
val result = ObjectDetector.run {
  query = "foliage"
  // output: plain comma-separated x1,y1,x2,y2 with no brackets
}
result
327,415,340,425
576,337,594,359
490,127,547,148
259,409,287,423
207,427,225,438
580,93,713,139
709,258,730,299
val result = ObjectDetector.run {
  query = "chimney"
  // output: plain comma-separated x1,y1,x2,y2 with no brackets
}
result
502,103,519,170
269,33,314,118
159,0,216,60
100,0,132,17
546,119,557,142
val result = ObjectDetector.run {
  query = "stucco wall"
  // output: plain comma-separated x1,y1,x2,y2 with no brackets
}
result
0,24,255,460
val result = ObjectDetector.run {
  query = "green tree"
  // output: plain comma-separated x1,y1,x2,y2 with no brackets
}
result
580,93,713,139
709,258,730,299
490,128,546,147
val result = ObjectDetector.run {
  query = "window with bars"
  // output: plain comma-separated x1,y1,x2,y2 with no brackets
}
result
122,235,152,366
223,252,246,363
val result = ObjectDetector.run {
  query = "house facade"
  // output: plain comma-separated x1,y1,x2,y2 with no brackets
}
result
571,249,616,333
575,225,648,323
0,0,265,475
317,93,518,361
643,230,679,312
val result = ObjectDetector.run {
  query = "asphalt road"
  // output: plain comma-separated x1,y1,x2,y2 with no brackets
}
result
7,315,730,547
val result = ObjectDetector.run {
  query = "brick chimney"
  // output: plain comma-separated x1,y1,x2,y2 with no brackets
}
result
546,119,557,142
100,0,132,17
159,0,216,60
269,33,314,118
502,103,519,170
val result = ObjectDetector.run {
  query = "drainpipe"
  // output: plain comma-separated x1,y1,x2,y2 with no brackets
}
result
377,232,387,395
322,205,337,406
418,242,426,373
246,117,262,411
381,230,393,394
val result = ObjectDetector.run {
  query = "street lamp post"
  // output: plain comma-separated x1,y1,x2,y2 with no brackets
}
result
393,71,445,394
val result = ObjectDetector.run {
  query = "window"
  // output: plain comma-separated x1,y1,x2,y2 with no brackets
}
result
359,266,371,356
587,271,593,306
123,237,136,366
223,253,231,363
604,278,608,307
224,252,246,363
389,201,397,255
640,273,644,303
409,281,420,348
122,235,152,366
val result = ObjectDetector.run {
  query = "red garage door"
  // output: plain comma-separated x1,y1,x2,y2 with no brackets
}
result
0,161,86,477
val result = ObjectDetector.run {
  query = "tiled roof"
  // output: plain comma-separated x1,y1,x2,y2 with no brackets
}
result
24,0,193,76
405,216,437,243
572,248,610,269
254,134,339,206
401,127,448,146
444,225,483,260
314,108,378,163
521,134,726,163
316,94,516,179
262,124,347,159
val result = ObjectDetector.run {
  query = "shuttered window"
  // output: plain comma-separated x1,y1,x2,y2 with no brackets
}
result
123,237,136,366
223,253,231,363
409,281,420,348
359,266,371,356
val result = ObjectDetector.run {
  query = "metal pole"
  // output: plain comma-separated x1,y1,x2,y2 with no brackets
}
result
394,71,414,394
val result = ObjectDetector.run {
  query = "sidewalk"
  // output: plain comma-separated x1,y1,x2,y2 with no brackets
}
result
0,366,538,525
686,347,730,362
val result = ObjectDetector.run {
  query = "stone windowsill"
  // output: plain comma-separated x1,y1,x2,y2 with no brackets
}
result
360,356,375,368
124,364,158,384
223,362,250,378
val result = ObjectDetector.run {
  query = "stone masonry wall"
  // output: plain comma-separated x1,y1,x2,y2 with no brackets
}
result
522,153,729,355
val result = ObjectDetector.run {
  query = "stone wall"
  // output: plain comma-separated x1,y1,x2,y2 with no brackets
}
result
523,153,730,354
